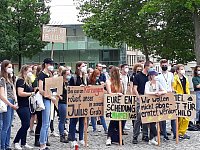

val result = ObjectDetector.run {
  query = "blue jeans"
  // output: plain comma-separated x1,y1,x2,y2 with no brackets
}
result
58,103,66,136
160,121,167,138
0,98,14,150
69,117,84,141
196,91,200,121
171,119,176,138
13,107,31,145
39,99,51,145
91,116,107,132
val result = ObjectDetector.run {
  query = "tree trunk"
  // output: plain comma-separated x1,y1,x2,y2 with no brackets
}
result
194,10,200,65
143,45,149,61
18,53,22,71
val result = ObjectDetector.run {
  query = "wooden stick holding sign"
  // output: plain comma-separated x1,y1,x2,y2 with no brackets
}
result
119,121,123,146
84,117,88,148
157,122,161,146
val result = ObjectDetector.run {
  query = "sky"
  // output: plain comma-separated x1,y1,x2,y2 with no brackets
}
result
48,0,82,25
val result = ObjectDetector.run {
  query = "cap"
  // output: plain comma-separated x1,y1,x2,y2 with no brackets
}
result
102,65,107,68
43,58,54,65
148,68,158,76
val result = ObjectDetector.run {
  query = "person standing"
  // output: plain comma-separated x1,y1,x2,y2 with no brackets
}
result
132,61,154,144
173,64,190,140
0,60,18,150
157,59,176,140
38,58,56,150
96,63,106,83
192,65,200,126
68,61,88,148
13,65,34,150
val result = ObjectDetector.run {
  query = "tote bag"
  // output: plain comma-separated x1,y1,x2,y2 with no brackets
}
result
0,78,8,113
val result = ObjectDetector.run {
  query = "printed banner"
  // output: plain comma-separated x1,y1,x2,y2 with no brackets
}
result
67,86,104,118
104,94,137,120
175,94,196,119
42,25,66,43
140,93,177,123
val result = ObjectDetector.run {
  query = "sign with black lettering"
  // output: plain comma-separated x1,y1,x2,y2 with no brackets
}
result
104,94,137,120
175,94,196,119
67,86,104,118
140,93,177,123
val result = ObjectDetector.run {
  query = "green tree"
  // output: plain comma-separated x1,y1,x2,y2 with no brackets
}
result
0,0,50,69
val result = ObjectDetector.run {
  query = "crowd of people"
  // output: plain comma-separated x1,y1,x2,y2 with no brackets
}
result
0,58,200,150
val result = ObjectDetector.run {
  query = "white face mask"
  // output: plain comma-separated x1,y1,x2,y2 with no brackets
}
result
125,68,129,73
102,69,107,73
48,65,54,71
81,66,87,73
198,71,200,75
27,72,33,78
180,70,185,75
7,68,13,74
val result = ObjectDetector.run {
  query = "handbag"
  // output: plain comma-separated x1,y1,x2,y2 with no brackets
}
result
29,91,45,113
0,78,8,113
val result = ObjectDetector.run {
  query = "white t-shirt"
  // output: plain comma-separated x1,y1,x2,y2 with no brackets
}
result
157,71,174,92
145,81,165,94
121,74,128,94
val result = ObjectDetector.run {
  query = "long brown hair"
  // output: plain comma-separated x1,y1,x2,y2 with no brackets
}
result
0,60,13,83
110,66,121,92
18,65,32,86
89,69,100,85
75,61,84,76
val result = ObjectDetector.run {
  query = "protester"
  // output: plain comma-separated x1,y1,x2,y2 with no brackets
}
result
106,66,123,146
68,61,87,148
173,64,190,140
132,61,154,144
13,65,34,150
0,60,18,150
157,59,176,140
144,68,167,145
192,65,200,126
38,58,56,150
88,69,107,135
96,63,106,83
102,65,109,80
87,68,94,79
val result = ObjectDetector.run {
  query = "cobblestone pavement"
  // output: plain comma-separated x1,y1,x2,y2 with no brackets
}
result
10,112,200,150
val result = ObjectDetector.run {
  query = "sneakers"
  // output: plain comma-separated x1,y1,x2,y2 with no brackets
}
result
21,144,33,149
149,138,158,146
163,136,169,141
124,125,130,130
60,135,69,143
132,137,138,144
50,131,59,137
64,130,68,136
142,136,149,142
79,140,88,147
180,134,190,139
14,143,22,150
70,141,78,148
29,130,34,136
106,138,111,146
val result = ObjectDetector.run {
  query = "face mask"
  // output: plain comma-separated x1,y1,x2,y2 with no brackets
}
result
7,68,13,74
136,71,141,74
66,75,71,80
180,70,185,75
96,76,99,80
48,65,54,71
161,66,168,71
198,71,200,75
27,72,33,78
154,76,159,81
125,68,129,73
102,69,107,73
81,66,87,73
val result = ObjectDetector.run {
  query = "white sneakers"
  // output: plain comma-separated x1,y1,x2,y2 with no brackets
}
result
14,143,33,150
106,138,111,146
70,140,89,148
50,131,59,137
14,143,22,150
148,137,158,146
124,125,130,130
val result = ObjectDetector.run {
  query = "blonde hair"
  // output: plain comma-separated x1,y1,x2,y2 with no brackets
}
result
18,65,32,86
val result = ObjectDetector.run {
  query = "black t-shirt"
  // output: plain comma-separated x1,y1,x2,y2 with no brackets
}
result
38,71,50,100
133,72,148,95
16,78,33,107
180,76,187,94
69,75,86,86
130,73,136,82
59,82,68,104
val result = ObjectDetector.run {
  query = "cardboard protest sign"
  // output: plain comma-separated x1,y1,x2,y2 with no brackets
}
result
140,93,177,124
175,94,196,119
45,76,63,97
42,25,66,43
67,85,104,118
104,94,137,120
